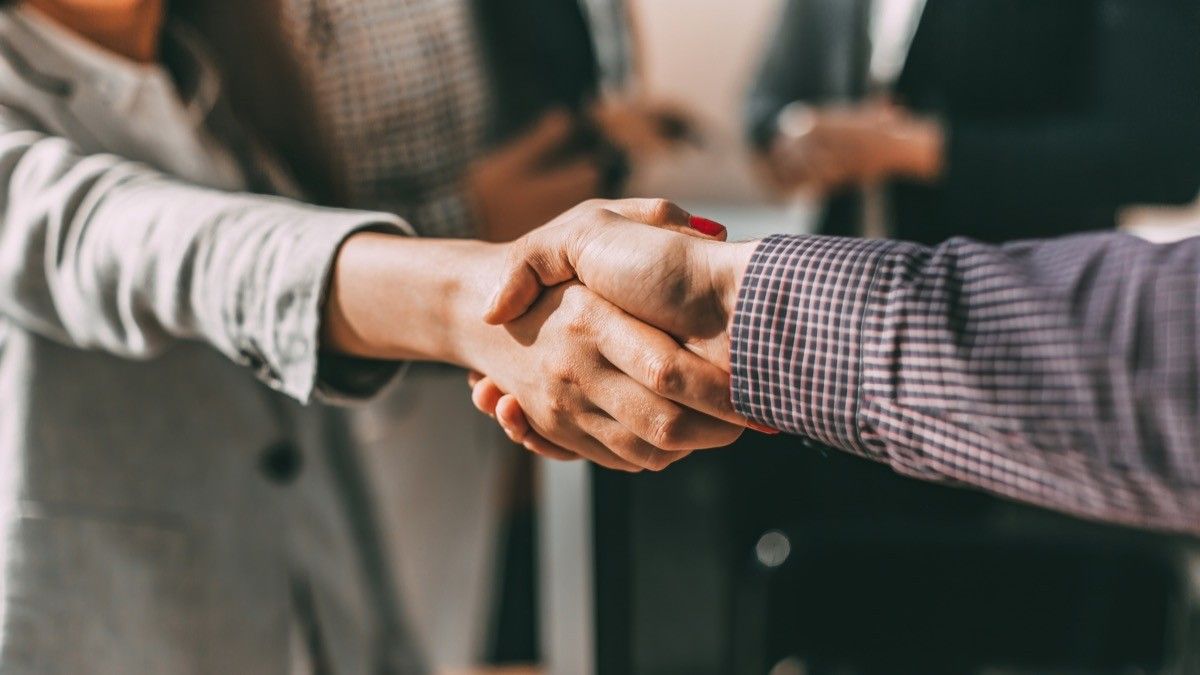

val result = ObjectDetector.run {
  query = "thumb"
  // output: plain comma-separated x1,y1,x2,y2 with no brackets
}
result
483,230,580,324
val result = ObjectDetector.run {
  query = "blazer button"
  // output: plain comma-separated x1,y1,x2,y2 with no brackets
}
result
260,440,303,485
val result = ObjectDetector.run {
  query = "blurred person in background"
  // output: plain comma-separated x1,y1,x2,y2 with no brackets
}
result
0,0,740,672
746,0,1200,244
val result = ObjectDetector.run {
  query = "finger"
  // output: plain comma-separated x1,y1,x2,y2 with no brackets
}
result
598,201,728,247
583,364,743,452
595,305,749,430
471,376,504,417
540,426,644,472
495,392,532,441
582,410,693,471
467,370,485,388
495,395,580,462
523,434,582,462
503,395,645,472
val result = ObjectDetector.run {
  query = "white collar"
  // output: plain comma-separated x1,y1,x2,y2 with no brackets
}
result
11,6,221,124
868,0,928,89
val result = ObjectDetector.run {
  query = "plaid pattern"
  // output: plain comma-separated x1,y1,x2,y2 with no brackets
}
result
282,0,491,237
731,233,1200,535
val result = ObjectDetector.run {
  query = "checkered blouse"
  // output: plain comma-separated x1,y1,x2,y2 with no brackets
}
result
731,233,1200,536
281,0,491,238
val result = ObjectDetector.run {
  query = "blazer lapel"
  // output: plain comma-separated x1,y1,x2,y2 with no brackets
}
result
0,12,149,156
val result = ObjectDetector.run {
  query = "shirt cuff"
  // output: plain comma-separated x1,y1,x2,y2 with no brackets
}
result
729,234,898,455
234,206,415,405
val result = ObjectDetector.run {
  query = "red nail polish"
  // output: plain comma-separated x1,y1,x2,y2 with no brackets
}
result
688,215,726,237
747,421,781,435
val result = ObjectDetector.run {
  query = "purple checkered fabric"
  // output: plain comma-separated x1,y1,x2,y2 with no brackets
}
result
731,232,1200,535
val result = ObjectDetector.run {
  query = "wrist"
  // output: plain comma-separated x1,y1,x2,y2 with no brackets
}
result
704,239,758,332
323,232,506,364
442,245,512,370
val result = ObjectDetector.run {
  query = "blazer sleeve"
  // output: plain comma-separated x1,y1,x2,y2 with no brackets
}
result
937,0,1200,234
0,104,412,404
731,232,1200,536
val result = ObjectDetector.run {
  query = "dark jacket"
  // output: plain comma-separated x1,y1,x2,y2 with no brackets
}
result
747,0,1200,244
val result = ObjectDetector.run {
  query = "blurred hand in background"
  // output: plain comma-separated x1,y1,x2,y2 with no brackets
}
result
764,99,943,197
469,101,700,243
590,97,702,159
468,110,603,243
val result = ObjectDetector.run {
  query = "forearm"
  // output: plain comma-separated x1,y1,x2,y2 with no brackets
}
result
322,233,504,365
729,232,1200,534
0,108,418,403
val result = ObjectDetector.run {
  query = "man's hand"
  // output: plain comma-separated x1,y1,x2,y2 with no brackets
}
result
471,198,771,460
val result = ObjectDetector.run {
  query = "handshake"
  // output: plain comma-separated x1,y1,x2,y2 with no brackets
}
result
326,198,769,473
466,199,767,472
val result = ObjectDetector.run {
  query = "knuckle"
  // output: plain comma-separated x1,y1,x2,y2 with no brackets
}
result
648,409,688,450
643,449,675,472
559,301,595,338
544,389,575,419
580,198,608,213
644,353,684,396
645,198,677,224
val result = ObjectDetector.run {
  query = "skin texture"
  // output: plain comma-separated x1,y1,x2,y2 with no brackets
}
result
471,200,760,464
24,0,165,63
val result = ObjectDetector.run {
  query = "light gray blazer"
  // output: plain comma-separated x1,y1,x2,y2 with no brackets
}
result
0,11,424,674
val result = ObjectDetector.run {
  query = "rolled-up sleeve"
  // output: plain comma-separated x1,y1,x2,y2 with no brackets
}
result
0,105,411,404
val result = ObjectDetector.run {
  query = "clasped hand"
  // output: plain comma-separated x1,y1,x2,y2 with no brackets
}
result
468,199,761,471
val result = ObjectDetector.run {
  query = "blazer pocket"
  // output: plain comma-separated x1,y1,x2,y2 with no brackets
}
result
0,512,202,675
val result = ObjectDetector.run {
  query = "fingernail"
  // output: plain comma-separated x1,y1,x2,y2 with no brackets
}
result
747,421,781,435
688,215,726,237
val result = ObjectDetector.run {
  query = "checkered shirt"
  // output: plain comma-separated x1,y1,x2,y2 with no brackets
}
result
731,233,1200,536
281,0,491,237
